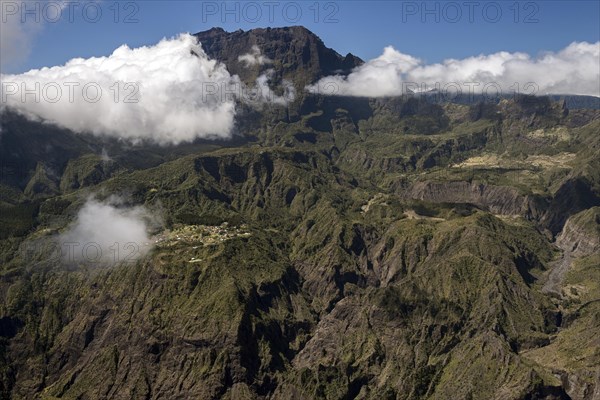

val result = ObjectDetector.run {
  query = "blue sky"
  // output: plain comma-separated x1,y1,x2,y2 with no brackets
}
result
1,0,599,73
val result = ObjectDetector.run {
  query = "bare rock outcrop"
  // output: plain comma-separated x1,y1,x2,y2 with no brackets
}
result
399,181,542,217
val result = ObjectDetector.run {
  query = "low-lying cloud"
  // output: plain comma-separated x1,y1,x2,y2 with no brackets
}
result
58,197,154,265
238,45,272,67
308,42,600,98
1,34,237,145
1,34,295,144
248,69,295,106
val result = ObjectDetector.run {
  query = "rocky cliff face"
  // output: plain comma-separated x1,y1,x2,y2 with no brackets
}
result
542,178,600,235
195,26,362,90
399,181,537,216
556,207,600,257
193,26,363,123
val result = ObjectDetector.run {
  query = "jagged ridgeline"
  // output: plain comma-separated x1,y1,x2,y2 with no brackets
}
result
1,27,599,400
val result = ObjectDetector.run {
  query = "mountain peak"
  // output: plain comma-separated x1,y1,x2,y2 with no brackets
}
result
194,26,362,88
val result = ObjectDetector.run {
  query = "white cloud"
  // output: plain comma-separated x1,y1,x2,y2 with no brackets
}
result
245,69,295,106
1,34,295,144
1,34,238,145
58,196,155,265
100,148,112,162
0,0,73,69
308,42,600,97
238,45,272,67
0,0,44,68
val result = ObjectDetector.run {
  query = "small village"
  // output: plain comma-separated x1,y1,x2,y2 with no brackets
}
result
153,222,251,249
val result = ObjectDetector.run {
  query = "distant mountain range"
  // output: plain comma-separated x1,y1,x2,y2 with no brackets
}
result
194,26,599,110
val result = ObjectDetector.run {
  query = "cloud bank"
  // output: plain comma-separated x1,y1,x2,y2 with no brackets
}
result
308,42,600,98
59,197,154,265
1,34,295,144
1,34,237,145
